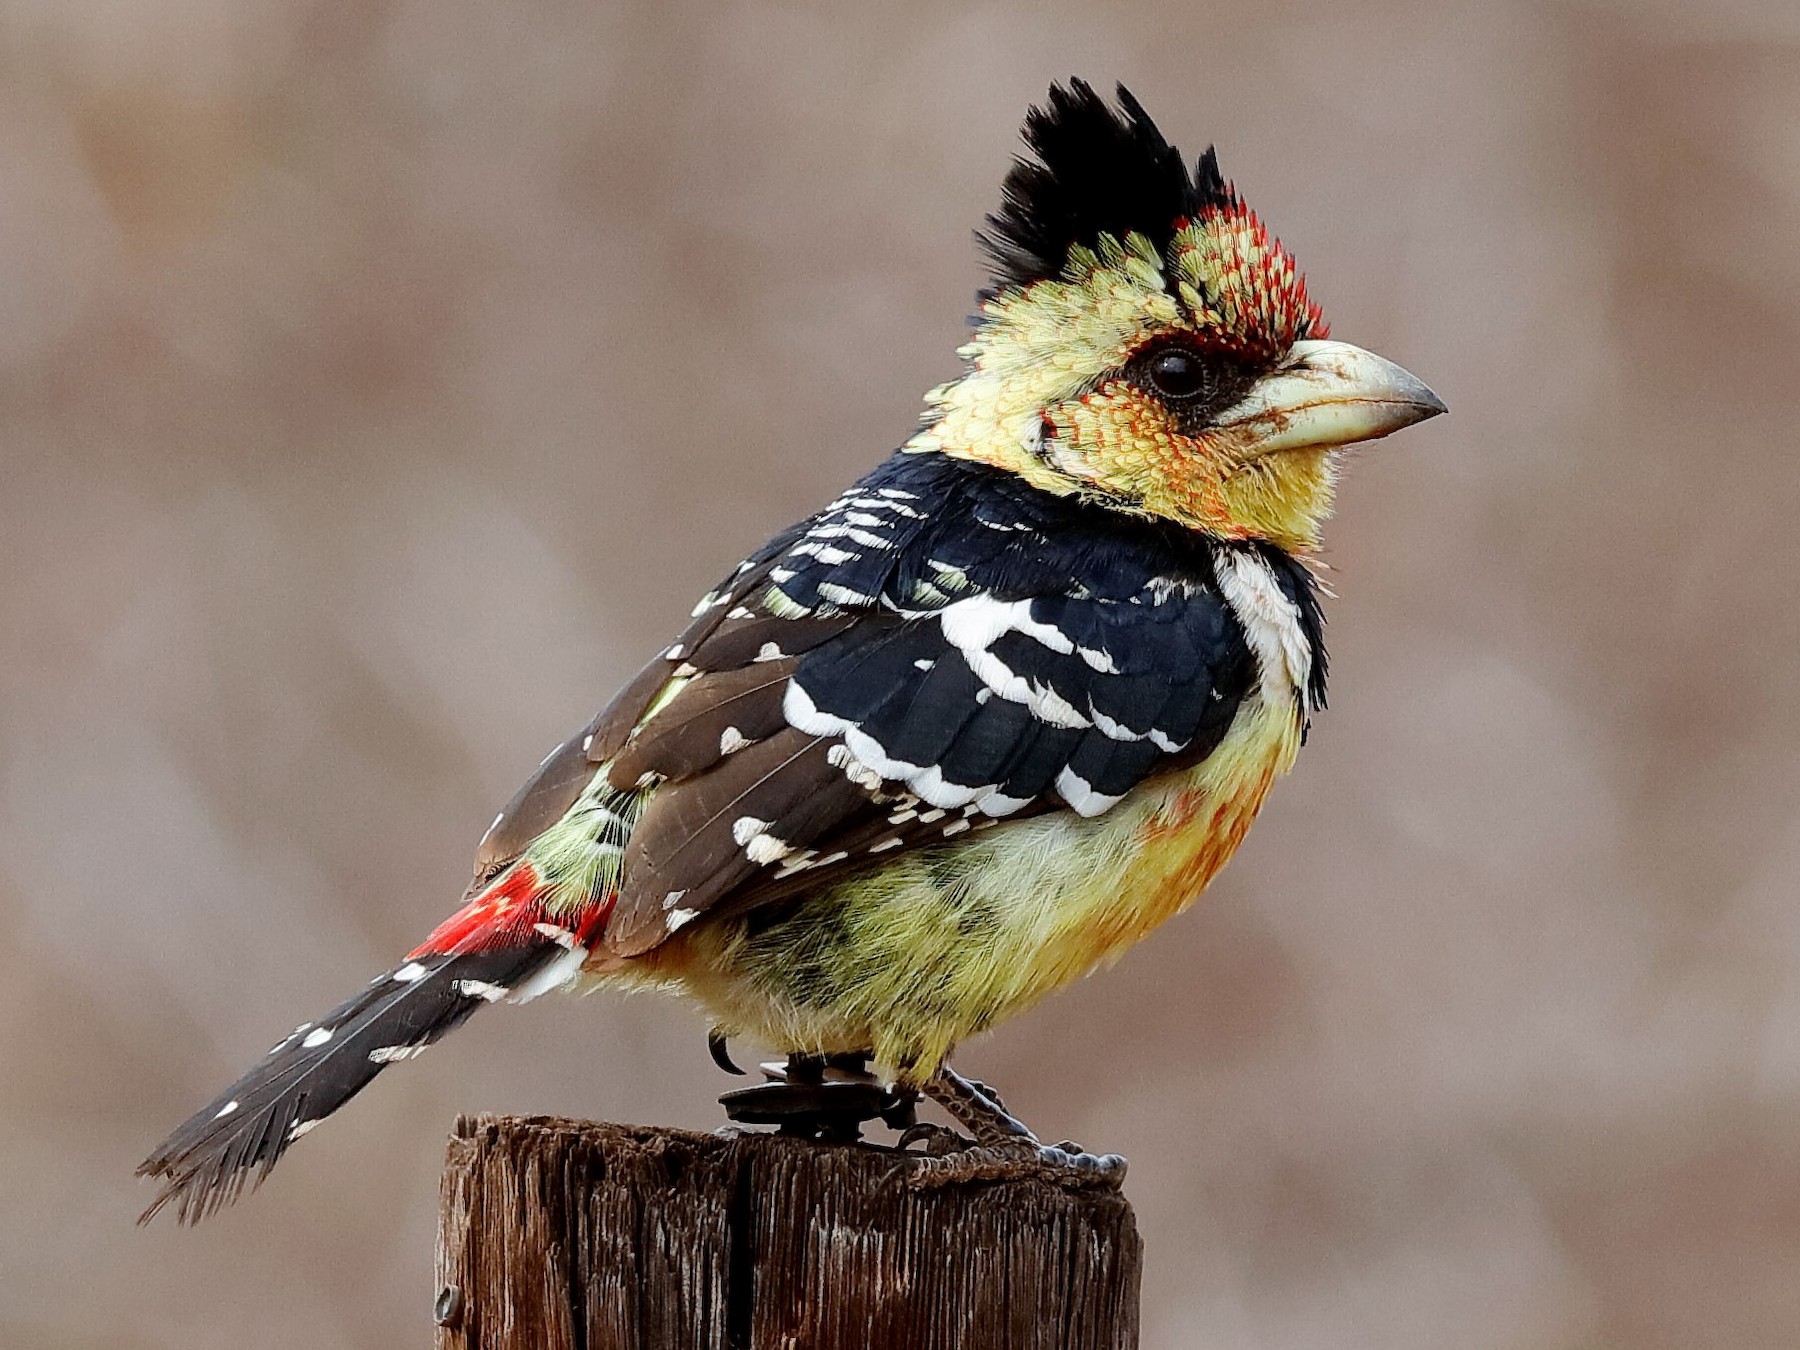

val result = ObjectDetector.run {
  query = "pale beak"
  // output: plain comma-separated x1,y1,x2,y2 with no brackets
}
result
1212,338,1446,459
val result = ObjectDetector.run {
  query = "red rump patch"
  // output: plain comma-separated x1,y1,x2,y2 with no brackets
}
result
408,863,612,958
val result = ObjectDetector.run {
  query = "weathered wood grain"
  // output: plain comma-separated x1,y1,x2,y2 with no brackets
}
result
435,1115,1141,1350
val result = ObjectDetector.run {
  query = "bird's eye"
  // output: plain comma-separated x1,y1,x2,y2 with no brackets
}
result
1146,349,1216,401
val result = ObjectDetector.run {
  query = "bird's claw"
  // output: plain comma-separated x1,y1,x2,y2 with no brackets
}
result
895,1122,970,1157
708,1029,747,1076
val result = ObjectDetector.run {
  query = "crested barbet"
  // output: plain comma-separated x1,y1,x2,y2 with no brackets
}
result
141,80,1445,1222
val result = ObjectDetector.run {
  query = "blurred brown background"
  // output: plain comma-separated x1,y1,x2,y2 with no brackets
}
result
3,1,1798,1346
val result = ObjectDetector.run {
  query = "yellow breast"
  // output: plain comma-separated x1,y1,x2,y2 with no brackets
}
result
1031,696,1302,982
653,695,1304,1081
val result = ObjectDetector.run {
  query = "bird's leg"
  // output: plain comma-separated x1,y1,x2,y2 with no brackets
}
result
908,1064,1127,1189
921,1064,1034,1145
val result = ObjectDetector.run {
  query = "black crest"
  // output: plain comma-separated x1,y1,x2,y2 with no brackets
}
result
980,80,1229,292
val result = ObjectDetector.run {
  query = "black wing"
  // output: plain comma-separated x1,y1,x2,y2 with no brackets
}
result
577,452,1275,955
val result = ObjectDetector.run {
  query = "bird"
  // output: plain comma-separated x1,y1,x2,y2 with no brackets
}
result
139,79,1444,1224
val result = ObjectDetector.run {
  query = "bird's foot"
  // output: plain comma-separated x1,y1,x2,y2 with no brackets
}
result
907,1064,1126,1190
717,1050,916,1143
905,1136,1128,1190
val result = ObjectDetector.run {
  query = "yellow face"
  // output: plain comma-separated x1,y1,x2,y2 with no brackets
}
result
908,203,1441,553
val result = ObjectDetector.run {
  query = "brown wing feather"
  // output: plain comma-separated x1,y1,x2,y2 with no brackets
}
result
679,614,846,672
466,549,806,889
606,661,798,788
607,728,870,956
469,550,896,955
468,655,668,889
592,531,934,954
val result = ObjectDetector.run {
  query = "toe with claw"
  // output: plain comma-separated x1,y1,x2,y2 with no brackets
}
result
896,1121,971,1157
906,1137,1128,1190
906,1064,1127,1190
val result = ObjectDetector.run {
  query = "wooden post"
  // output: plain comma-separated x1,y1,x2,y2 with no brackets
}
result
434,1114,1142,1350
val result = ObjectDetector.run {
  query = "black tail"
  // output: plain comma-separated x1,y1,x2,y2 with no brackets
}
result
138,943,567,1224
